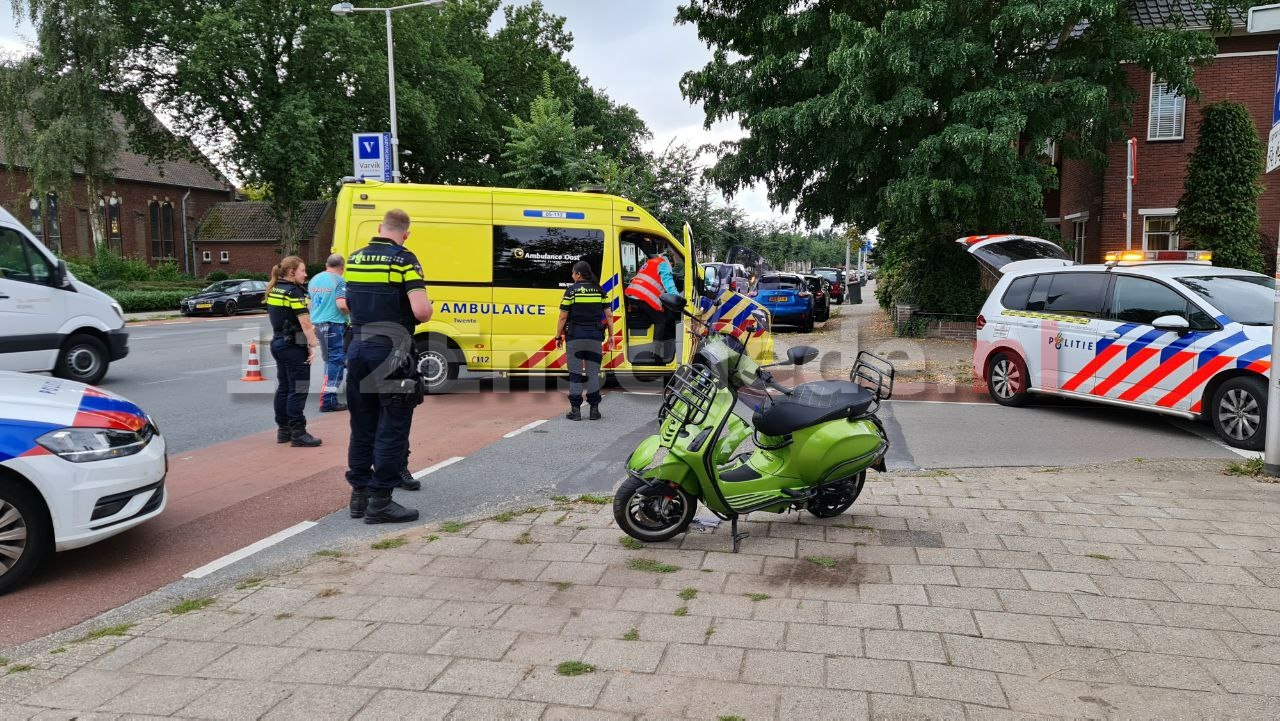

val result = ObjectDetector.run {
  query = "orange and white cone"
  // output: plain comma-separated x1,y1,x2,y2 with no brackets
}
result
241,341,267,382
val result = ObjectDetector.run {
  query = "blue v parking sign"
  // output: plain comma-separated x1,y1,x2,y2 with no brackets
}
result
352,132,392,181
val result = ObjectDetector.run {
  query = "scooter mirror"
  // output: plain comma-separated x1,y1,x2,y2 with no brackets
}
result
659,293,687,313
787,345,820,366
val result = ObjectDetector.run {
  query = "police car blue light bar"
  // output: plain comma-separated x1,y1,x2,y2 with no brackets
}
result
1104,249,1213,264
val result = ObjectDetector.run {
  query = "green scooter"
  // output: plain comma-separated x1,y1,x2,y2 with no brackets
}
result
614,294,895,552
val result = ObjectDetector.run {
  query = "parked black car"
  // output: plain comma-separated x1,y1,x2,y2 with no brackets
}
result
180,280,268,316
802,274,831,322
812,267,845,304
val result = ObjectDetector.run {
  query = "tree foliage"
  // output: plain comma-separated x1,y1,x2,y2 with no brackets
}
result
1,0,126,248
108,0,649,252
677,0,1246,312
502,74,596,191
1177,101,1266,273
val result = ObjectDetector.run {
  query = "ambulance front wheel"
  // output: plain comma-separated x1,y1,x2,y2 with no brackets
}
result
986,351,1030,407
1210,375,1266,451
416,337,462,394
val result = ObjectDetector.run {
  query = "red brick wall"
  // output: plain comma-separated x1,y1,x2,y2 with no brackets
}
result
0,169,232,270
1060,34,1280,261
190,240,317,279
1056,157,1105,262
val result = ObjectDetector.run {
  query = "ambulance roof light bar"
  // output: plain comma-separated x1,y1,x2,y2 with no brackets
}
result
1104,250,1212,265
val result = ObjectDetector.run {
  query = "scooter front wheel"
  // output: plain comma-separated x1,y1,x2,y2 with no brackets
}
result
806,472,867,518
614,476,697,542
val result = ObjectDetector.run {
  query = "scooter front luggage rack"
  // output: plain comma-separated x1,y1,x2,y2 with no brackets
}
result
660,363,719,427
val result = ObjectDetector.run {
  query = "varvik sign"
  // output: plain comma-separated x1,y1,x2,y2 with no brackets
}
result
352,133,392,182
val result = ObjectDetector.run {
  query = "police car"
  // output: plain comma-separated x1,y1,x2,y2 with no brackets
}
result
0,372,166,594
964,235,1273,450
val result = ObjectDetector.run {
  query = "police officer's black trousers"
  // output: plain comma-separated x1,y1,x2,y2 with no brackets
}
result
566,337,603,408
345,339,414,492
270,338,310,426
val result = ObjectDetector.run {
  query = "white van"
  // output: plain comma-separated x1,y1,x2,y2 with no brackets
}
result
0,207,128,385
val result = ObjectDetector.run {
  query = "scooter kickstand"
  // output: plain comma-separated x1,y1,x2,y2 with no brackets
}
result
730,516,749,554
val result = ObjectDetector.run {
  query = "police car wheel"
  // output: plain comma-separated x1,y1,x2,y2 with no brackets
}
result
986,352,1030,407
54,334,109,386
416,339,461,393
1211,376,1266,451
0,477,52,596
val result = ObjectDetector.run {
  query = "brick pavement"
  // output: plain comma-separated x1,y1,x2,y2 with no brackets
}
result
3,458,1280,719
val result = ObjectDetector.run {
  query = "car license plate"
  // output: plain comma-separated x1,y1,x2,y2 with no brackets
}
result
770,296,788,303
196,303,211,309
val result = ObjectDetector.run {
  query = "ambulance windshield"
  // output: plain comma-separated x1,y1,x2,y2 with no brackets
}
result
1176,275,1275,326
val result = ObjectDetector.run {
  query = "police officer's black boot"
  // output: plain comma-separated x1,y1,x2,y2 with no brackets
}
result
349,488,369,519
364,490,419,524
589,404,601,420
290,421,322,447
276,424,290,444
566,405,582,421
397,467,422,491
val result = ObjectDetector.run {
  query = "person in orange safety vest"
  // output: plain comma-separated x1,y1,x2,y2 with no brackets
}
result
625,246,679,362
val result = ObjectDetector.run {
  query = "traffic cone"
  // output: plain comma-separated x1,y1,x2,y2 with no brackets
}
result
241,341,267,382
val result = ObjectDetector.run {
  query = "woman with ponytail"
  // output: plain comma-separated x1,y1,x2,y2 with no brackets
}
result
265,256,322,447
555,260,614,420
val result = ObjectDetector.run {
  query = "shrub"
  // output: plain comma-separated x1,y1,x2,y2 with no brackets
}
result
110,290,189,313
305,262,326,278
152,260,183,282
63,257,96,285
229,270,269,281
206,270,229,282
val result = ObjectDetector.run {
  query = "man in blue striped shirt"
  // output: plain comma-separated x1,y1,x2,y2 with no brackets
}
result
308,254,349,412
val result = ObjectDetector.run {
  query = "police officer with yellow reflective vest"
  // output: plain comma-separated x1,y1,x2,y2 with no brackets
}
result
556,260,615,421
344,209,434,524
266,255,323,448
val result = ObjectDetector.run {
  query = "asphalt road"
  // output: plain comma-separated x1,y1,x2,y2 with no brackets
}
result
0,316,1251,652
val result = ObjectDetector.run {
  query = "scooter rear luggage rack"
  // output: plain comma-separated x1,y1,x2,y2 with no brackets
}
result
660,363,718,427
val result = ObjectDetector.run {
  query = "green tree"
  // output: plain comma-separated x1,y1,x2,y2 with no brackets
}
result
1,0,125,250
1177,101,1266,272
502,75,595,191
677,1,1245,312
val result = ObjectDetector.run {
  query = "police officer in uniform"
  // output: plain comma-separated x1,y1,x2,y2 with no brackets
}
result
266,255,322,447
556,260,614,420
344,209,433,524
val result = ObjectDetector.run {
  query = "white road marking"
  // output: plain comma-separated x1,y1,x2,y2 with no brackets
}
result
140,377,183,385
1165,418,1264,460
182,521,317,579
412,456,466,480
504,419,548,438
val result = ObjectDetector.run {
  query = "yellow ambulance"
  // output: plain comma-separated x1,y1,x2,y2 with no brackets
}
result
331,180,774,391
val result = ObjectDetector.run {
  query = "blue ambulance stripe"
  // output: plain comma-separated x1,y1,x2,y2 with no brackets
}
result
601,275,618,294
0,419,61,462
1237,345,1272,368
1196,331,1249,365
1097,323,1139,354
1125,328,1169,360
730,305,754,329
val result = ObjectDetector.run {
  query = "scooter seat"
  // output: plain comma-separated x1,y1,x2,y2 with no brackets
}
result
753,381,875,437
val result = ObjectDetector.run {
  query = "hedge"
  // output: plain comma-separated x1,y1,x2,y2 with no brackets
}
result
110,290,190,313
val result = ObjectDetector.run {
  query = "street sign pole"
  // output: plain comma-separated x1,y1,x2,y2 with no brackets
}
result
1252,6,1280,475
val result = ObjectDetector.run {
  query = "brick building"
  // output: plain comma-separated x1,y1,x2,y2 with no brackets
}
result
0,116,234,271
1050,3,1280,267
192,200,335,276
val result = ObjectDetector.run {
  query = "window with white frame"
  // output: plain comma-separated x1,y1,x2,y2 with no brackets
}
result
1148,77,1185,141
219,250,230,263
1043,138,1057,163
1073,220,1087,263
201,250,211,263
1143,215,1178,250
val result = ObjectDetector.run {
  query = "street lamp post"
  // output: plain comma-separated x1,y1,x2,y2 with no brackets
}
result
331,0,446,183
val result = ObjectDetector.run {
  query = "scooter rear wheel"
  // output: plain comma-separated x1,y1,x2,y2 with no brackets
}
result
614,476,697,542
806,472,866,518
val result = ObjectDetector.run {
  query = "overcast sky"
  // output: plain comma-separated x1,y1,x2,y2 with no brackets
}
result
0,0,790,223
